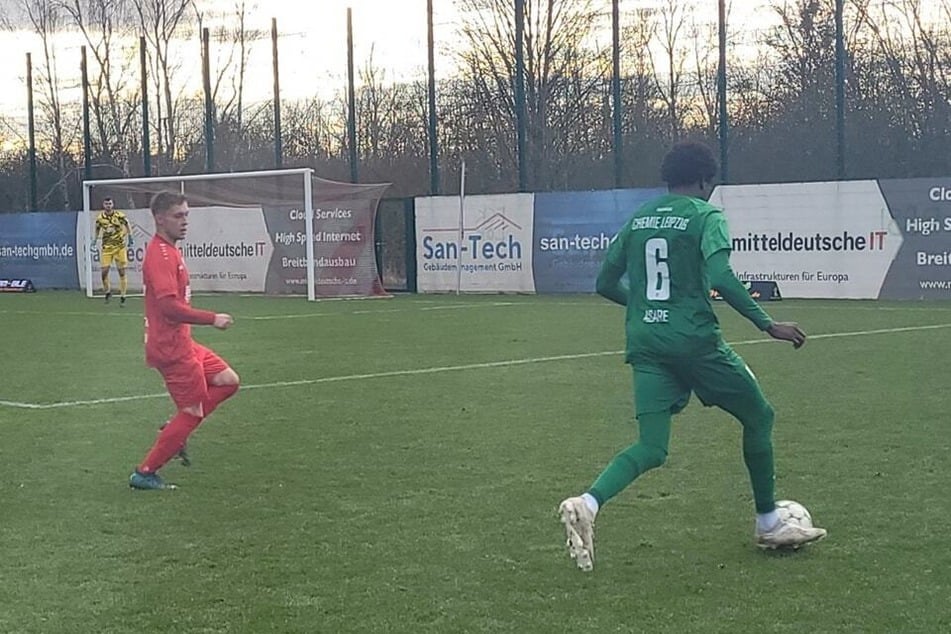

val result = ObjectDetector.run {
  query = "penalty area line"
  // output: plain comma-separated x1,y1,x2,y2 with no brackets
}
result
3,322,951,411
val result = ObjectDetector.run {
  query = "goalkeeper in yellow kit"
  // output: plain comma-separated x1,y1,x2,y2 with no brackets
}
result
92,197,132,305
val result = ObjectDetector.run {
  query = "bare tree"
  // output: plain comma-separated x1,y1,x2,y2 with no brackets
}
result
454,0,608,190
57,0,139,176
852,0,951,175
132,0,193,172
194,0,263,129
6,0,75,208
648,0,693,141
689,10,722,138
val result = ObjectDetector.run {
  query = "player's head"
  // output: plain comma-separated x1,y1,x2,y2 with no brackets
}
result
660,141,718,200
102,197,114,212
150,191,189,242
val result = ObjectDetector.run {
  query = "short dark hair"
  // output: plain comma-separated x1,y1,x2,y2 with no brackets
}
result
150,191,187,215
660,141,718,188
103,197,113,202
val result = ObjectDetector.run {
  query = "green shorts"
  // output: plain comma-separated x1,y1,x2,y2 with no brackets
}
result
630,341,768,417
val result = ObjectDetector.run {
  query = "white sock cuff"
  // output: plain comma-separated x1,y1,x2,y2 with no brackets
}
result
756,509,780,531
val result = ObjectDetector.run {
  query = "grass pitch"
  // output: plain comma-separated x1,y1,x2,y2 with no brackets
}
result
1,292,949,633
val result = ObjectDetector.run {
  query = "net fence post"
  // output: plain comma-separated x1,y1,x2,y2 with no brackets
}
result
455,160,466,295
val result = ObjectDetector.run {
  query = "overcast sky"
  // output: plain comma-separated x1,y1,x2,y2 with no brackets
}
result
0,1,791,125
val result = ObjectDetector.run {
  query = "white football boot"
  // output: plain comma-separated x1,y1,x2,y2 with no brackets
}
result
756,518,827,550
558,497,595,571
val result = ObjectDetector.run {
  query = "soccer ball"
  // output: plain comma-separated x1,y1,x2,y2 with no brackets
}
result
775,499,814,528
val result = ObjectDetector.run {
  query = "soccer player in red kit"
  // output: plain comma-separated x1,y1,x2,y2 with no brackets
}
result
129,191,240,490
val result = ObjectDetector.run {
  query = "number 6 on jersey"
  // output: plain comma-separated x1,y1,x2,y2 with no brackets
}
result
645,237,670,301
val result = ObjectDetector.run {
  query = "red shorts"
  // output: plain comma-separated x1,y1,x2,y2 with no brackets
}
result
157,343,230,409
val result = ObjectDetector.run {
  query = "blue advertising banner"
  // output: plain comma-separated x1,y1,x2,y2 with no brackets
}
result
532,188,666,293
0,212,79,289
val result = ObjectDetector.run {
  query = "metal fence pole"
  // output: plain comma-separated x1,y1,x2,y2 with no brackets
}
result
611,0,623,188
27,53,38,211
272,17,283,169
347,8,359,183
81,47,92,182
140,36,151,176
202,27,214,172
426,0,440,194
835,0,846,179
514,0,527,191
717,0,729,183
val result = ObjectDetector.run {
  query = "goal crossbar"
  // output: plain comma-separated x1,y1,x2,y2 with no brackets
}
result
82,168,313,188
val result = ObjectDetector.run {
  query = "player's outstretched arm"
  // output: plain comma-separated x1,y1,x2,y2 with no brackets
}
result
706,249,775,331
596,260,629,306
707,250,805,347
156,295,222,327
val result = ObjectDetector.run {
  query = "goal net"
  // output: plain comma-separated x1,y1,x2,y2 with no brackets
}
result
80,169,390,300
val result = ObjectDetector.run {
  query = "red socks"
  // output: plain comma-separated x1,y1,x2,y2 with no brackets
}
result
138,411,202,473
137,383,238,474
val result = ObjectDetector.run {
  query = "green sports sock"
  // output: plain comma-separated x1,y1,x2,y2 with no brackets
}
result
743,442,776,514
588,411,671,506
736,404,777,514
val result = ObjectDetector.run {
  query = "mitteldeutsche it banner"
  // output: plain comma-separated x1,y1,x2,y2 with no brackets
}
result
709,181,903,299
78,206,273,293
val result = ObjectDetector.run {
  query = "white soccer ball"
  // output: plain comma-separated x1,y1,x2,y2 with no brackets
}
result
775,499,814,528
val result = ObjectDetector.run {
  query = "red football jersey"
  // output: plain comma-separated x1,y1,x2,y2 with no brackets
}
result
143,234,193,366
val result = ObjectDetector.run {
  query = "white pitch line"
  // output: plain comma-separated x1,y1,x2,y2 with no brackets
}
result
0,309,138,318
2,322,950,411
0,350,623,410
251,302,520,320
804,323,951,339
0,302,521,322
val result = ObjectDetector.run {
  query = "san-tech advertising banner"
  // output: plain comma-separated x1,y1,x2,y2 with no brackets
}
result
78,206,273,293
709,181,903,299
0,211,79,289
876,178,951,299
533,188,667,293
415,193,535,292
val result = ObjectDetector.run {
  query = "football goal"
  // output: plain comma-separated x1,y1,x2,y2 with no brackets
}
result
80,168,390,301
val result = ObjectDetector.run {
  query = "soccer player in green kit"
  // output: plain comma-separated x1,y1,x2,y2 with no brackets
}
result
558,141,826,572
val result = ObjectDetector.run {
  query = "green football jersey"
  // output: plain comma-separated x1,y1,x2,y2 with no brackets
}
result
603,193,732,360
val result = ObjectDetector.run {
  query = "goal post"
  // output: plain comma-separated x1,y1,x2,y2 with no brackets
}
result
80,168,390,301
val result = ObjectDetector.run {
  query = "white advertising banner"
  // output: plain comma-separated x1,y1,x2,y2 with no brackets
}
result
415,193,535,292
709,181,903,299
78,206,273,293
